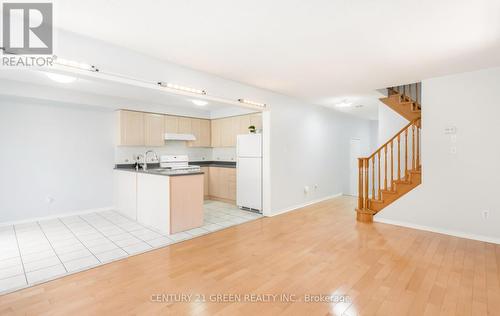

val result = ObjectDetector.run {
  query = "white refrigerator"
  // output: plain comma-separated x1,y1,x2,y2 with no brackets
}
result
237,134,262,212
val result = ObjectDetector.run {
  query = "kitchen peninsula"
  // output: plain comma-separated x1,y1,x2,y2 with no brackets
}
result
113,161,204,234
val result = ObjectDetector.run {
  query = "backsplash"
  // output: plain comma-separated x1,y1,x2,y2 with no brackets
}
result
211,147,237,162
115,141,211,164
114,141,237,164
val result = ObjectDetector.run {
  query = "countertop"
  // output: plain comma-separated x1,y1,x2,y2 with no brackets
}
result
190,161,236,168
114,160,236,176
114,165,204,177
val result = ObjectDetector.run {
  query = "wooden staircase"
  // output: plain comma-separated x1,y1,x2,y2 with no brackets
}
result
356,83,422,223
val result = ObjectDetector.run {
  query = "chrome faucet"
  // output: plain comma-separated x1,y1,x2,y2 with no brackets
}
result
143,150,158,171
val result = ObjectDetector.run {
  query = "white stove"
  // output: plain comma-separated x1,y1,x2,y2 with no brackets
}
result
159,155,200,172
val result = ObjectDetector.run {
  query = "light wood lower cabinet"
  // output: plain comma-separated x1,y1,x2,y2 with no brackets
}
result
169,174,204,234
201,167,209,197
208,167,236,202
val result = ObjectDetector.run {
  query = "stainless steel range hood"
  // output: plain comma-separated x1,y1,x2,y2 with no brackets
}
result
164,133,196,141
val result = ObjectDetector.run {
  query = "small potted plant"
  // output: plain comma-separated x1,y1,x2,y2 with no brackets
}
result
248,125,256,133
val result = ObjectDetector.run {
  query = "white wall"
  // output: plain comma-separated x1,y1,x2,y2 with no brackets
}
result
269,100,373,213
378,102,407,146
375,67,500,243
369,120,379,152
0,100,115,223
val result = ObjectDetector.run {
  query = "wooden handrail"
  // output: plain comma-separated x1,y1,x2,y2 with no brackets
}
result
364,118,420,160
357,116,421,211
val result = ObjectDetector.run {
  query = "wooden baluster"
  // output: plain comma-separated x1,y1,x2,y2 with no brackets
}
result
384,146,387,190
412,124,416,170
405,129,408,178
365,159,369,209
416,83,420,105
358,158,363,209
371,158,375,199
397,135,401,180
378,152,381,199
416,123,420,168
391,141,394,188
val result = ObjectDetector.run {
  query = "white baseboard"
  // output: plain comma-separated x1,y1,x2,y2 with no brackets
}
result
268,193,343,217
374,217,500,245
0,206,114,227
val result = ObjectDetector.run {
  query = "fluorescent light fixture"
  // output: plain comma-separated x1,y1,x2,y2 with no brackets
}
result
54,56,99,72
45,72,77,83
334,100,353,108
238,98,266,108
192,99,208,106
158,82,207,95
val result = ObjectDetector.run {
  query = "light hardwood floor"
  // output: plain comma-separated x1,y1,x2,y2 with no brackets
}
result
1,196,499,315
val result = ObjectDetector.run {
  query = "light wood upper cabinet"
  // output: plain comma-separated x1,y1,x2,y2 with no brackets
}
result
238,115,251,135
211,119,222,147
188,118,211,147
210,113,262,148
250,113,262,131
117,110,145,146
200,119,211,147
117,110,260,148
221,118,234,147
164,115,179,133
188,118,201,147
144,113,165,146
178,117,192,134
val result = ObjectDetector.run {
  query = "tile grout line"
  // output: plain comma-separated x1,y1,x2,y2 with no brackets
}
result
0,205,258,294
12,225,29,285
78,214,134,256
36,221,69,274
58,218,103,264
93,212,158,249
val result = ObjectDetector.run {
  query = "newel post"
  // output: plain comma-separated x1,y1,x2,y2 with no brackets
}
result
358,158,364,210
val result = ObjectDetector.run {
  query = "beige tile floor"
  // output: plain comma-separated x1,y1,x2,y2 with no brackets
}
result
0,201,261,294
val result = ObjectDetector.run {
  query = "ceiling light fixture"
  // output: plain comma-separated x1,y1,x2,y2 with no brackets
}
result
158,82,207,95
54,56,99,72
238,98,266,108
334,100,353,108
45,72,77,83
191,99,208,106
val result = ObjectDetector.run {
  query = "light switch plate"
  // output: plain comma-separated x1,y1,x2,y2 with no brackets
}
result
444,126,457,134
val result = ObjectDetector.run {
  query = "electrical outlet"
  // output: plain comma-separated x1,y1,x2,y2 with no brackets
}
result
482,210,489,220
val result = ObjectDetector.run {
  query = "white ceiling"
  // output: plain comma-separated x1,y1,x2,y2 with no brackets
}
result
51,0,500,113
0,69,255,117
